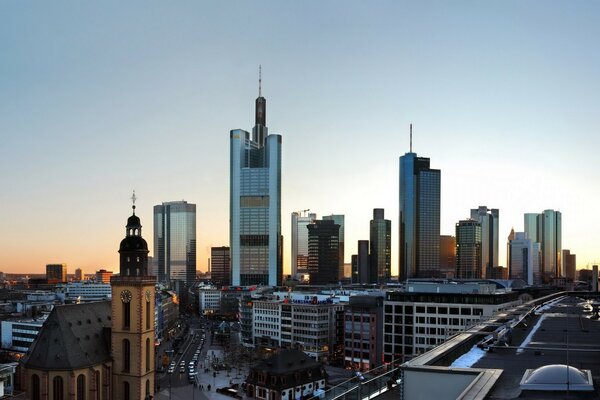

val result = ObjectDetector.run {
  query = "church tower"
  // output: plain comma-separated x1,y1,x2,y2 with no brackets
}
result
111,193,155,400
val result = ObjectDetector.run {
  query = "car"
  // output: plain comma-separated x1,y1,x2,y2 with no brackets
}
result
179,366,186,373
167,366,175,373
180,361,185,366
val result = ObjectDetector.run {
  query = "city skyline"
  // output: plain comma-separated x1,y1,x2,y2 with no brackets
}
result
2,2,600,275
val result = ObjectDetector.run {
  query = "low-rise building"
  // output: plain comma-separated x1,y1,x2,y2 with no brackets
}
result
55,281,112,302
344,293,384,371
198,287,221,315
1,317,45,354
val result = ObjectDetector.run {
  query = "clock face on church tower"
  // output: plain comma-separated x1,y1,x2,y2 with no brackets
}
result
120,290,132,303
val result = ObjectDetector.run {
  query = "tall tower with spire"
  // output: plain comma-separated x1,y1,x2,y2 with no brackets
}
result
111,192,155,399
230,68,283,286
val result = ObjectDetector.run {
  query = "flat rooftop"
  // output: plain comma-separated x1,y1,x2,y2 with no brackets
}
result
473,294,600,399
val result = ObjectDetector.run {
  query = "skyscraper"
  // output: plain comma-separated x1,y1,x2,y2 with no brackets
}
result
370,209,391,283
439,235,456,278
291,211,316,278
307,219,340,285
211,246,231,287
455,220,482,279
524,210,562,281
399,127,441,280
230,71,282,286
563,249,576,281
153,201,196,285
508,231,541,285
46,264,67,283
351,240,370,284
323,214,345,280
470,206,499,278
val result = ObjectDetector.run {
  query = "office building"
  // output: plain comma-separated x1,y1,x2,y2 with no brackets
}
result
344,293,384,371
455,220,482,279
399,130,441,280
507,231,541,285
198,287,221,315
210,246,231,287
96,269,113,283
470,206,499,278
56,281,112,302
1,318,44,354
154,200,197,285
323,214,345,280
383,282,520,362
46,264,67,283
351,240,370,284
230,73,282,286
562,249,576,281
74,268,83,281
524,210,562,281
370,209,391,284
439,235,456,278
307,219,340,285
291,212,317,278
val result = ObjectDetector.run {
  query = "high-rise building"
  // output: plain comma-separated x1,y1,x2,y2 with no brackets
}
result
230,72,282,286
323,214,345,280
508,231,541,285
74,268,83,281
470,206,499,278
524,210,562,281
153,201,196,285
46,264,67,283
562,249,576,281
308,219,340,285
455,220,482,279
370,209,391,284
351,240,370,284
439,235,456,278
399,130,441,281
211,246,231,287
96,269,113,283
291,212,317,278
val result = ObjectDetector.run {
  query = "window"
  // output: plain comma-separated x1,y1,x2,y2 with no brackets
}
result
31,374,40,400
53,376,64,400
123,339,131,372
146,380,150,399
146,300,151,329
123,302,130,329
77,374,85,400
123,382,130,400
146,338,151,371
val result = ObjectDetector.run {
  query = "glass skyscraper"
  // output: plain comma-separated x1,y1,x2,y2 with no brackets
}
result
470,206,499,279
153,201,196,285
524,210,562,282
323,214,345,280
291,212,316,278
399,148,441,281
455,219,482,279
370,208,391,283
230,78,282,286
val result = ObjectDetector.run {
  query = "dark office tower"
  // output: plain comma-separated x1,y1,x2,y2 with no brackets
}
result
230,70,282,286
399,130,441,281
524,210,562,282
153,201,196,285
470,206,499,279
46,264,67,283
351,240,370,283
307,220,340,285
455,220,482,279
563,249,576,281
323,214,345,280
439,235,456,278
211,246,231,287
370,209,391,284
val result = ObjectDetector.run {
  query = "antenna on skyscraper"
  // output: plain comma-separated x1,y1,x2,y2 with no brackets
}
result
259,65,262,97
410,123,413,152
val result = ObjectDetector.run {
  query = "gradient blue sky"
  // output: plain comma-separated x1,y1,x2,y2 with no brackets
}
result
2,1,599,275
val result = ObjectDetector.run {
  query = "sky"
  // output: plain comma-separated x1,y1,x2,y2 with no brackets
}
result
1,1,600,275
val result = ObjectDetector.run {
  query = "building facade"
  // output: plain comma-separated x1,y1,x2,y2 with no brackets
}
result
351,240,370,284
210,246,231,287
307,220,340,285
95,269,113,283
323,214,345,280
524,210,562,281
470,206,499,278
1,319,44,354
370,209,391,284
291,212,317,279
439,235,456,278
399,144,441,281
508,231,541,285
563,249,577,281
153,200,197,285
55,281,112,302
343,294,384,371
230,79,282,286
46,264,67,283
455,220,482,279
